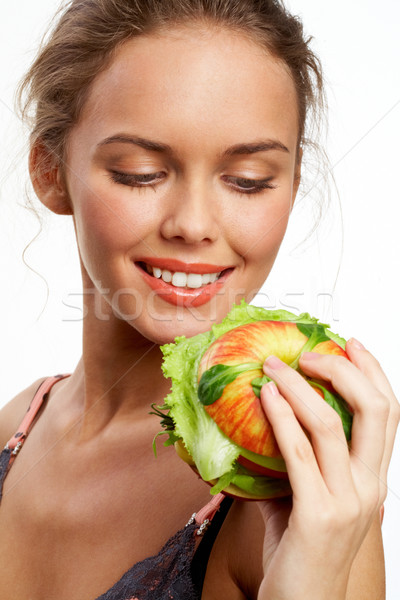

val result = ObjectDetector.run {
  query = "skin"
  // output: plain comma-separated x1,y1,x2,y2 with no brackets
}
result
0,24,398,599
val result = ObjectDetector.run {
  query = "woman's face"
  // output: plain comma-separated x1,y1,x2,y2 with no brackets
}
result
64,25,301,344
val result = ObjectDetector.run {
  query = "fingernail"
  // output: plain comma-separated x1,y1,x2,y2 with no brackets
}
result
265,381,279,396
264,355,286,370
348,337,366,350
301,352,321,361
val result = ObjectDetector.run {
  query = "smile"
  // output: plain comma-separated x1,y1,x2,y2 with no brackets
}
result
143,263,221,289
135,259,235,307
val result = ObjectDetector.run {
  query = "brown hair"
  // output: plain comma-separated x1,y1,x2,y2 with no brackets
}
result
17,0,325,172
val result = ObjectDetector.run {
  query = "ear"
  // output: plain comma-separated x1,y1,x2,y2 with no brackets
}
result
29,141,73,215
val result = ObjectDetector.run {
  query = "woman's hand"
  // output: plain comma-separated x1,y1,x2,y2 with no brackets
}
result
256,337,400,600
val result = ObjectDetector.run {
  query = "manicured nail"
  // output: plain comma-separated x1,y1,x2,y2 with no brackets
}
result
264,355,286,370
348,337,366,350
265,381,279,396
301,352,321,361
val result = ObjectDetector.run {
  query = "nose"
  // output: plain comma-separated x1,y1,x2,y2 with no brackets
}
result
160,179,220,245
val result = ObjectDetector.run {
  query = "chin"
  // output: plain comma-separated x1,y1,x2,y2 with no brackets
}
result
130,313,224,346
120,302,236,346
111,278,252,345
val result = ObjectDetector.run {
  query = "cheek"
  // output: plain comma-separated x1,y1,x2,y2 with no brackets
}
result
74,198,126,270
222,191,292,266
65,144,157,265
71,178,154,270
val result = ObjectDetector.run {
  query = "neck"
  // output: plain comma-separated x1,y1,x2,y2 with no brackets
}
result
63,294,171,441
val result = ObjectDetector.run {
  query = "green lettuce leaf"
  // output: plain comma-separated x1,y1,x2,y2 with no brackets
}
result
308,380,353,441
325,328,347,350
161,331,240,481
251,375,273,398
209,464,292,497
289,323,330,370
230,473,292,498
198,362,260,406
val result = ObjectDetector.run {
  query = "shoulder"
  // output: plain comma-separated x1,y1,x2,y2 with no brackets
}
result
0,377,48,448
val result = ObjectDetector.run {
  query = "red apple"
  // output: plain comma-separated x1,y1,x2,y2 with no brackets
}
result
198,320,348,460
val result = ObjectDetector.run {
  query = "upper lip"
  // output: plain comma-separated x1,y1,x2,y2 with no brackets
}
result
136,257,234,275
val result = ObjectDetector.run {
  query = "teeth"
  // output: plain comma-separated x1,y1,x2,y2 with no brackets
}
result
172,272,187,288
161,270,172,283
187,273,203,288
148,264,222,288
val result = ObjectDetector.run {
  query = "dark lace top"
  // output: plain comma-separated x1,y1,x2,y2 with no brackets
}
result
0,375,233,600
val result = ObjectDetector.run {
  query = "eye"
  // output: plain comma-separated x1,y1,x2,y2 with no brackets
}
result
108,170,166,189
222,175,277,195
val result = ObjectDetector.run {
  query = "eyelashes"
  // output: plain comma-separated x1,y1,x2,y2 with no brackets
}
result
108,170,165,191
108,170,277,195
221,175,277,195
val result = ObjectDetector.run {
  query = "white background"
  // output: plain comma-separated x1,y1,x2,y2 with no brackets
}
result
0,0,399,596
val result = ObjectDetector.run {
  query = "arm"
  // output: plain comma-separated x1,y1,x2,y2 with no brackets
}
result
253,508,386,600
254,340,399,600
218,494,386,600
203,341,395,600
346,511,385,600
201,485,386,599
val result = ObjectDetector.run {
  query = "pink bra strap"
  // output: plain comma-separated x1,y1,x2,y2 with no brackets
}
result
6,374,70,461
186,492,226,536
195,492,226,526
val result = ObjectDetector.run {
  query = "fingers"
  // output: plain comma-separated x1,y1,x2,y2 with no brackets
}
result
260,379,327,501
299,351,386,490
259,343,399,512
260,356,355,499
345,338,397,405
344,338,400,487
298,344,399,501
256,344,397,593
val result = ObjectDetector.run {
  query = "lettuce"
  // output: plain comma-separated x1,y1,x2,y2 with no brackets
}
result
159,299,347,491
161,330,239,481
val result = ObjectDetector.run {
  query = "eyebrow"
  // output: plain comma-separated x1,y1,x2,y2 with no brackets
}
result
98,135,173,153
98,134,290,156
223,140,289,156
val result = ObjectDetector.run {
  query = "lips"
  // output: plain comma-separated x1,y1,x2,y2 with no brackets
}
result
134,258,235,307
137,257,230,274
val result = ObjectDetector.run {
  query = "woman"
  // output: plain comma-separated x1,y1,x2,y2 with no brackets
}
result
0,1,398,598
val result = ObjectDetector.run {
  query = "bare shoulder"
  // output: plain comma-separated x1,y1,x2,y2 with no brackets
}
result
0,377,48,448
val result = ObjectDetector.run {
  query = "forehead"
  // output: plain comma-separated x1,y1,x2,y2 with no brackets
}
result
72,25,299,154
